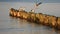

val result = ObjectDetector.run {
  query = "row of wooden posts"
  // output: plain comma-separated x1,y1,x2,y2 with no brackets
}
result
9,8,60,30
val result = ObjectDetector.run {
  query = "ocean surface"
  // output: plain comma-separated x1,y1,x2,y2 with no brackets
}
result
0,2,60,34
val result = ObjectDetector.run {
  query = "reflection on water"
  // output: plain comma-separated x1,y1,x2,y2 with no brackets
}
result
0,16,60,34
0,2,60,34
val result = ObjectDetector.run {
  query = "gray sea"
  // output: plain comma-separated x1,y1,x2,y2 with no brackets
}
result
0,2,60,34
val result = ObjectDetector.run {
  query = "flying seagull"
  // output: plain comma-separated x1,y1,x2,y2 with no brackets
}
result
31,2,42,12
35,2,42,7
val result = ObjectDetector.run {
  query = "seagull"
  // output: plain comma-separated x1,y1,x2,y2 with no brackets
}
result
36,2,42,7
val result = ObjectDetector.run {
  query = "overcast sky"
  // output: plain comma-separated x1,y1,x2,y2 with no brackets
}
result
0,0,60,3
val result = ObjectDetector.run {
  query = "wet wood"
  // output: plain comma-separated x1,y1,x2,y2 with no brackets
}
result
9,8,60,30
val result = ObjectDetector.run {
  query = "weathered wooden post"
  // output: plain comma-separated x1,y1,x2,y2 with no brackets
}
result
9,8,14,16
57,17,60,29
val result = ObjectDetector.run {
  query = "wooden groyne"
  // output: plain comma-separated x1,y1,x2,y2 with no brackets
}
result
9,8,60,30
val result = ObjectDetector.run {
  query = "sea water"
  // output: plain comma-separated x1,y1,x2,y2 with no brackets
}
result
0,2,60,34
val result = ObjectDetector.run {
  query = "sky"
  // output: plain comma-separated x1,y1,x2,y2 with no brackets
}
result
0,0,60,3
